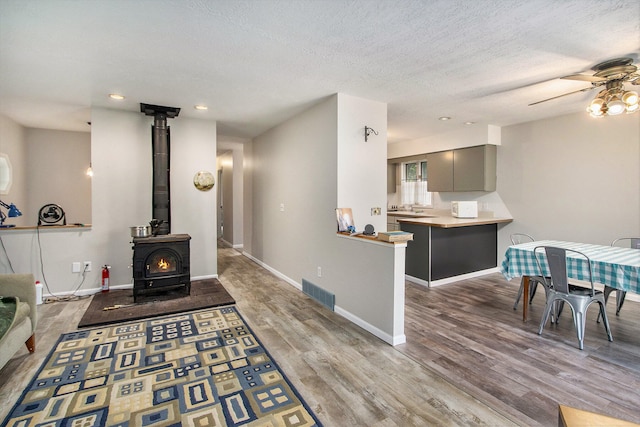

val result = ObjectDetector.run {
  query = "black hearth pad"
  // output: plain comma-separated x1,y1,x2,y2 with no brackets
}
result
77,278,235,328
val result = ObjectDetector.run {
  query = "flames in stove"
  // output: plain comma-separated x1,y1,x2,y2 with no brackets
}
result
157,258,170,270
148,253,177,274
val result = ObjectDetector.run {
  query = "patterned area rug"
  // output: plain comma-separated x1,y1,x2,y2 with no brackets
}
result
3,306,322,427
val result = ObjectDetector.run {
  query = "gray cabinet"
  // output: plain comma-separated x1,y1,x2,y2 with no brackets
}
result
427,145,496,192
387,163,397,193
401,222,498,284
426,151,454,192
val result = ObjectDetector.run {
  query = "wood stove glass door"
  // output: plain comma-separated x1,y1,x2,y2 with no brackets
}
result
146,249,180,277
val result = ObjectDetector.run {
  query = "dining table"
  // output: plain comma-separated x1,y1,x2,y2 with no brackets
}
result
501,240,640,321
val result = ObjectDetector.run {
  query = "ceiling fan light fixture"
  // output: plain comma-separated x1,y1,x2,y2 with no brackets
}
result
626,103,639,113
588,98,605,114
589,107,605,118
606,96,626,115
622,90,639,106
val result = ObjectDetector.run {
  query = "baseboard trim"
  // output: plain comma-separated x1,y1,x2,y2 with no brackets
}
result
42,274,219,300
407,267,500,288
241,251,404,346
241,252,302,291
335,305,406,346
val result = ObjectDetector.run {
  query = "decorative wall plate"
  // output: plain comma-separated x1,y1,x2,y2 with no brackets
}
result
193,170,215,191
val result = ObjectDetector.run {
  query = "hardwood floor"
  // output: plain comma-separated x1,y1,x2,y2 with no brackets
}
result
398,275,640,426
1,246,638,426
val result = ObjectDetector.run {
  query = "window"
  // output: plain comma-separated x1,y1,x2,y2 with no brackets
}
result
401,160,431,206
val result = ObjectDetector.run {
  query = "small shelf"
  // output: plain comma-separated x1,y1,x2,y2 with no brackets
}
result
0,224,92,231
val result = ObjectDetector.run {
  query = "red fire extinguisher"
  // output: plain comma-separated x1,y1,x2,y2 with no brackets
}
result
101,265,111,293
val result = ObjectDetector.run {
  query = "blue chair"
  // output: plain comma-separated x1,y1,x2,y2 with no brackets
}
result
534,246,613,350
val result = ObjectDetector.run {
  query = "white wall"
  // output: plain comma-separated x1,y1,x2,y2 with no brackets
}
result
337,94,388,232
387,124,501,159
498,111,640,256
0,109,218,294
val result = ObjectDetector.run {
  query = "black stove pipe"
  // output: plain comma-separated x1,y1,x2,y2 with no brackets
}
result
141,103,180,236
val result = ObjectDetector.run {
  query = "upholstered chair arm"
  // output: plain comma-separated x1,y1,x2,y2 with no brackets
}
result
0,274,37,332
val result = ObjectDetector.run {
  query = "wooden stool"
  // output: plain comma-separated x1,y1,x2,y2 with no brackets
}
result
559,404,640,427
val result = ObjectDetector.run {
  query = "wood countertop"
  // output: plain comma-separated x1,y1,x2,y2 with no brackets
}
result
0,224,92,231
396,216,512,228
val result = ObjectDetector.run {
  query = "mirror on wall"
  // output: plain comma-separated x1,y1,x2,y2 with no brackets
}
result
0,153,12,195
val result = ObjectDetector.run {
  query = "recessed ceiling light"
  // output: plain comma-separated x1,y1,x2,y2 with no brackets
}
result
464,121,475,125
194,105,208,111
109,93,125,100
439,116,451,121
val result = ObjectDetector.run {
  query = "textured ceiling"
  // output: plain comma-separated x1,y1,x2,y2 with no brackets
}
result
1,0,638,143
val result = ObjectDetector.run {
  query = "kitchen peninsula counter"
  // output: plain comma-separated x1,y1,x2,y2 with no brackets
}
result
396,215,512,228
394,213,512,286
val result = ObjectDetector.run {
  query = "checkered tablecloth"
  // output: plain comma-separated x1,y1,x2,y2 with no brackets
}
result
501,240,640,294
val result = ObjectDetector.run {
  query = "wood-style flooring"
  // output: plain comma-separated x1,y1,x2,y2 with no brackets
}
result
1,246,639,426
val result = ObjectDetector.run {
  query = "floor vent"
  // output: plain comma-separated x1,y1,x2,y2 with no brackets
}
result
302,279,335,311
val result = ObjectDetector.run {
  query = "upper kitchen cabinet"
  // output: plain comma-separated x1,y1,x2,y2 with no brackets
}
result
425,150,454,192
427,145,496,192
387,163,397,193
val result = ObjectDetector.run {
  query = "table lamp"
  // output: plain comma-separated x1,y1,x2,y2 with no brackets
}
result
0,200,22,228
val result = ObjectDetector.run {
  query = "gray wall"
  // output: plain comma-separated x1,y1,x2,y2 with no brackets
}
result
244,93,405,343
216,136,246,248
498,111,640,256
0,115,28,227
25,128,91,226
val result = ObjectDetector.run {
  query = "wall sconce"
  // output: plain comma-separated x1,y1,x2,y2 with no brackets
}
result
364,126,378,142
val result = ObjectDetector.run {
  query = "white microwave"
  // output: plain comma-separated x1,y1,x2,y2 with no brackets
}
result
451,201,478,218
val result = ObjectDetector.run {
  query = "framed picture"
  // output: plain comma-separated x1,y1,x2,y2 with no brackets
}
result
336,208,354,232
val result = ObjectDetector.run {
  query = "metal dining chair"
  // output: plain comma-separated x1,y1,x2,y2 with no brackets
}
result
510,233,549,310
598,238,640,323
534,246,613,350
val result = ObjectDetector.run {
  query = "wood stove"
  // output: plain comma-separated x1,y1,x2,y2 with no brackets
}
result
131,103,191,302
132,234,191,302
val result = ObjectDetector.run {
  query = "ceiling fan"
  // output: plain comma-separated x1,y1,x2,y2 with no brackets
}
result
529,57,640,116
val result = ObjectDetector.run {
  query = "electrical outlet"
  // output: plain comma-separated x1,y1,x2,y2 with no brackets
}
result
371,207,381,215
317,266,322,277
72,262,81,273
83,261,92,272
280,203,285,212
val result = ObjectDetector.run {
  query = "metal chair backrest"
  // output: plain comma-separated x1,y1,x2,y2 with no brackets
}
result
611,237,640,249
533,246,595,296
510,233,535,245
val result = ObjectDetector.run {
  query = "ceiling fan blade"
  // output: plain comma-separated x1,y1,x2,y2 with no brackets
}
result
528,87,595,106
561,74,606,82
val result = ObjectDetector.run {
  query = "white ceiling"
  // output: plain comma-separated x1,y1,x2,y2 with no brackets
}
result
1,0,638,143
